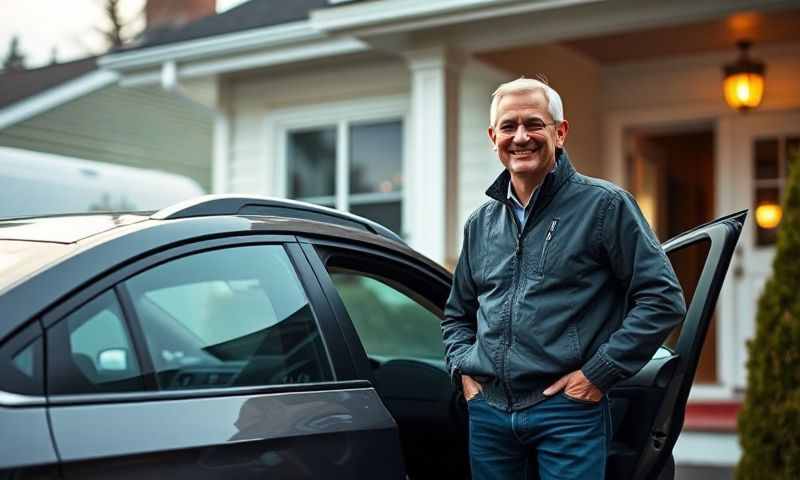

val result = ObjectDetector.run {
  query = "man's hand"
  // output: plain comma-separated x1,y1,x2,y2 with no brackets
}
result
461,375,482,401
543,369,603,402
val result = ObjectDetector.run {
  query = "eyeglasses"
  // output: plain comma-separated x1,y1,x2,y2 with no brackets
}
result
497,119,557,134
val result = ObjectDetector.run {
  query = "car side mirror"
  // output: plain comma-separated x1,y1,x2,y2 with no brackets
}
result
97,348,129,371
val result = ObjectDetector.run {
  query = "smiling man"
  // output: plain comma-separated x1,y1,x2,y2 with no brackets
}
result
441,77,686,479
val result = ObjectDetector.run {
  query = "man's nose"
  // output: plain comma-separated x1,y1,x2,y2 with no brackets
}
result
513,124,529,143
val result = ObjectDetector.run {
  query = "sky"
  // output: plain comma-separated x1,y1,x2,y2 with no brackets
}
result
0,0,248,69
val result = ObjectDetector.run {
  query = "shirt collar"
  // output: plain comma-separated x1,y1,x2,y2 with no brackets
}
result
506,157,558,209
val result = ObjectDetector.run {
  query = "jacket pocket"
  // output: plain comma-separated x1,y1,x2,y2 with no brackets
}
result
528,218,560,278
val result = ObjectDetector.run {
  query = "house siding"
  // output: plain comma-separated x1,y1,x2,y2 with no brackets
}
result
0,85,214,190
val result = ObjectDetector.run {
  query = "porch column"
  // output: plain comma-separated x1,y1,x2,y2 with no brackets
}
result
405,47,462,267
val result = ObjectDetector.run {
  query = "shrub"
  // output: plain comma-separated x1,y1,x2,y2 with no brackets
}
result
737,149,800,479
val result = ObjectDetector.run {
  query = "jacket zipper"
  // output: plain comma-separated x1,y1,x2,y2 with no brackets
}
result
538,219,559,273
503,204,522,408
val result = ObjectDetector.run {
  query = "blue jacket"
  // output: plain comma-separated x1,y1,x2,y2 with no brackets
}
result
442,150,686,411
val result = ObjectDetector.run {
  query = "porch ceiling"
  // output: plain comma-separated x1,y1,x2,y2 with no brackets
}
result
561,9,800,64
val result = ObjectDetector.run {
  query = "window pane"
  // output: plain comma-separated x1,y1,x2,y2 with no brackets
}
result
349,121,403,195
329,272,444,360
47,290,145,395
350,200,402,236
754,138,779,180
755,187,781,246
787,137,800,176
288,128,336,199
125,245,332,390
0,324,43,395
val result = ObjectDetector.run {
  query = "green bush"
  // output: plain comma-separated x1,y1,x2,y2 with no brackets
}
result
737,150,800,479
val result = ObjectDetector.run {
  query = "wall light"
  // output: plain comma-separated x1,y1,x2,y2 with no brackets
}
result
723,41,766,111
755,202,782,229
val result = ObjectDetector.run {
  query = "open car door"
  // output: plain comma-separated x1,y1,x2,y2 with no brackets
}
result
606,210,746,480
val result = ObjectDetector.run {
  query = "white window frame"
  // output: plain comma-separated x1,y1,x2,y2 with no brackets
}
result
264,95,409,229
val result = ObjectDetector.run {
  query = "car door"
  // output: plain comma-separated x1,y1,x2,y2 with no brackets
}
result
298,239,467,480
607,210,746,480
44,237,404,479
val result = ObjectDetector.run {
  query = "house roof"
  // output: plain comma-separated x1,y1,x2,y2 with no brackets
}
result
127,0,333,51
0,57,97,110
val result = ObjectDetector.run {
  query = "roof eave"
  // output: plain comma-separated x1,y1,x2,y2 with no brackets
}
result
99,20,324,72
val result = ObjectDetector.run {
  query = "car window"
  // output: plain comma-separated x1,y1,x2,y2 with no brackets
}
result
47,290,146,395
328,271,444,361
0,323,44,396
124,245,333,390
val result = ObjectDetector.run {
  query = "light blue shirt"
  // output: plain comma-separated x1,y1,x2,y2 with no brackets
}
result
506,159,557,230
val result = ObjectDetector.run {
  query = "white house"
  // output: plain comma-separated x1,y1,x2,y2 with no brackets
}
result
99,0,800,476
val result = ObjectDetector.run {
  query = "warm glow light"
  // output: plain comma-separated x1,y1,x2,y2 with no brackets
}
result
755,203,782,229
724,73,765,110
722,41,766,112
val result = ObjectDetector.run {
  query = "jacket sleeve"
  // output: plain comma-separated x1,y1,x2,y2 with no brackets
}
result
581,191,687,392
441,218,480,390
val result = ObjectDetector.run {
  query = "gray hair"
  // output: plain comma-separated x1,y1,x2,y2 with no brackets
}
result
489,77,564,126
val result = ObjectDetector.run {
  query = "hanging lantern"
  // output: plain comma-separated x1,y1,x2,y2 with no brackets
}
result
723,41,766,111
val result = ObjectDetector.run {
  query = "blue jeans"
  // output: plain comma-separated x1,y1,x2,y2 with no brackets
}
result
467,391,611,480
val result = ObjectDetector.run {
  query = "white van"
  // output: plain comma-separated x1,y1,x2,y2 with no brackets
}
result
0,147,206,218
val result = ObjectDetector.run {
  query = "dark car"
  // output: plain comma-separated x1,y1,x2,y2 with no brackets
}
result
0,195,744,479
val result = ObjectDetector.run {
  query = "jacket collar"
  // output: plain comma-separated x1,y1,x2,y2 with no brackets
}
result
485,148,576,204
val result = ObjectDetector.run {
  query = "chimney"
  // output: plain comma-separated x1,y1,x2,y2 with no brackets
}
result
145,0,217,31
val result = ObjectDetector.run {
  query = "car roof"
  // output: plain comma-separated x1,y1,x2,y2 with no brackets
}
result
0,195,448,342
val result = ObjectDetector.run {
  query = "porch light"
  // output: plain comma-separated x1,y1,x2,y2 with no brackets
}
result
723,41,765,111
755,202,782,229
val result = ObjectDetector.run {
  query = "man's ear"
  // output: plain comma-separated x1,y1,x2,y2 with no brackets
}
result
487,126,497,151
556,120,569,148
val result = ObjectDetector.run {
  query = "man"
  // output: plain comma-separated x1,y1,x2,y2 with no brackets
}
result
441,77,686,479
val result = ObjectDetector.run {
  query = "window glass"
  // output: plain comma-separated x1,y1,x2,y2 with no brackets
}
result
349,120,403,195
124,245,333,390
288,127,336,202
47,290,145,395
329,271,444,361
0,323,43,395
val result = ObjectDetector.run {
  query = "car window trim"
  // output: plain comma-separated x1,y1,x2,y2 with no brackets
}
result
285,243,356,380
114,284,159,390
46,379,373,406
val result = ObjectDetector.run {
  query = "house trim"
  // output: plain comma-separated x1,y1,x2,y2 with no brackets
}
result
100,21,322,71
0,70,119,130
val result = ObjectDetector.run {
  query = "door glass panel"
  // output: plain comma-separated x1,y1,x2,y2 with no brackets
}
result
124,245,333,390
754,138,779,180
663,239,715,382
755,187,781,246
47,290,145,394
786,137,800,176
349,120,403,195
328,271,444,360
288,127,336,201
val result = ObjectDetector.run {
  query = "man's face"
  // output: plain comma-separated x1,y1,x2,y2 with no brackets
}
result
488,90,568,177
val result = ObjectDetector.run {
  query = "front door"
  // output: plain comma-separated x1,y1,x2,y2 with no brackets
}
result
724,109,800,387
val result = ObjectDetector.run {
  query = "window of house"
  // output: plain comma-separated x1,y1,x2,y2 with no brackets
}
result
277,99,407,237
123,245,333,390
754,136,800,246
